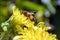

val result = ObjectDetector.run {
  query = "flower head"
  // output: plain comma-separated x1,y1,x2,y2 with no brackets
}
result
12,6,57,40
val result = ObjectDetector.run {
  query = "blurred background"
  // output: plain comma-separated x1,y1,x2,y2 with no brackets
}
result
0,0,60,40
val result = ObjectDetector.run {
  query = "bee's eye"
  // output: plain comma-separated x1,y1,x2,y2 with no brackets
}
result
24,12,27,16
23,11,29,17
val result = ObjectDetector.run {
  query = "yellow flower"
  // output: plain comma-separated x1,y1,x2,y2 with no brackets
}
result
14,22,57,40
12,6,57,40
12,6,34,29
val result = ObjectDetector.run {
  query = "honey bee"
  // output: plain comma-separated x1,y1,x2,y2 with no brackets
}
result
22,11,35,21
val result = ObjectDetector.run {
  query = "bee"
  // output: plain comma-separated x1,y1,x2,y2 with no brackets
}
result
22,11,35,21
